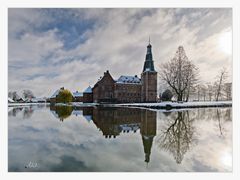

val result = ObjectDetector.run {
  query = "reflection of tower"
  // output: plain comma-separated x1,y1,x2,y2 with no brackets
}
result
140,109,157,163
142,136,154,163
141,40,157,102
90,107,157,163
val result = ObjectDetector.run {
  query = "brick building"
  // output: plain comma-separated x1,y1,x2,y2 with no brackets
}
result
83,86,93,103
92,42,157,103
72,91,83,102
92,71,116,103
50,42,157,104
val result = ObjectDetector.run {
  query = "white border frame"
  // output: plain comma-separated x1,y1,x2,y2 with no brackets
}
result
1,0,240,180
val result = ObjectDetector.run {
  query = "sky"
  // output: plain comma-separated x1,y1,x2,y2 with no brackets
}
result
8,8,232,97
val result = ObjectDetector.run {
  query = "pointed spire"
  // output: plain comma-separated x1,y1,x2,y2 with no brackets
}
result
143,40,155,72
148,36,150,45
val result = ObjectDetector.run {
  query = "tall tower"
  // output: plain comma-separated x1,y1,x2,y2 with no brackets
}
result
141,40,157,102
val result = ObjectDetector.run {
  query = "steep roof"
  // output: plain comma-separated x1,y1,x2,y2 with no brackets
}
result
143,42,156,72
83,115,92,122
116,75,141,84
51,89,60,98
93,70,115,90
72,91,83,97
84,86,92,93
8,97,14,103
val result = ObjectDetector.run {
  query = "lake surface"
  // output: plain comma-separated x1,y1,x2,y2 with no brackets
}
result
8,105,232,172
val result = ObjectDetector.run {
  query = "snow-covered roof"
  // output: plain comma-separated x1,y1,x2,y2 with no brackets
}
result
50,110,59,119
31,98,46,102
8,97,14,103
116,75,141,84
51,89,60,98
72,91,83,97
119,123,140,132
84,86,92,93
83,115,92,122
72,110,83,116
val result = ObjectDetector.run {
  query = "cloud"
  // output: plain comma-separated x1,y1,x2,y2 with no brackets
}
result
8,8,232,97
8,107,232,172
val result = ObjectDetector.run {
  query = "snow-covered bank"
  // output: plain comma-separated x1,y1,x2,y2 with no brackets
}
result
107,101,232,110
54,102,99,107
8,102,99,107
8,102,50,107
8,101,232,110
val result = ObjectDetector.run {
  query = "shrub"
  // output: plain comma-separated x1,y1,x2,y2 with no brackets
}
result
56,89,73,103
161,89,173,101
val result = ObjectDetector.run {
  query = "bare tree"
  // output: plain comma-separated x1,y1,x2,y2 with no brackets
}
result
196,84,207,101
223,82,232,101
22,89,35,100
201,85,207,101
207,83,213,101
8,91,20,101
214,68,228,101
160,46,198,102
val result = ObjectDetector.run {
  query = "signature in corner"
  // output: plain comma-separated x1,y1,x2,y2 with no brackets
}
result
25,161,39,169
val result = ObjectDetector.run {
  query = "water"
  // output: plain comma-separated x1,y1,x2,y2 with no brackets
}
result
8,104,232,172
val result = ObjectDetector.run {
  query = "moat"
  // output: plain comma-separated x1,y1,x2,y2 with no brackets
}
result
8,105,232,172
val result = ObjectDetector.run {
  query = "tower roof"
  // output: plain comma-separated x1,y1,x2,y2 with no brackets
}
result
143,41,155,72
83,86,92,93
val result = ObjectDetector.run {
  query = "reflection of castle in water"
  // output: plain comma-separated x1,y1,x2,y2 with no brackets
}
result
50,106,156,163
91,107,156,163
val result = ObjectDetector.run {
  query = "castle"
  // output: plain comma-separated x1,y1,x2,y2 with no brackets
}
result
50,42,157,104
92,41,157,103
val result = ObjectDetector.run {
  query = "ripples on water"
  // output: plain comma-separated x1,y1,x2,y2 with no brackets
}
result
8,104,232,172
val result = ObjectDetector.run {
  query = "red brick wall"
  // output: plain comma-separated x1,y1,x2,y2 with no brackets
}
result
141,71,157,102
83,93,93,103
114,83,141,103
92,71,115,103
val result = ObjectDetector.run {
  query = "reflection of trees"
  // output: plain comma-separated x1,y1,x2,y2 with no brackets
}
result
216,109,223,136
53,106,73,121
215,108,231,137
8,107,34,119
23,107,34,119
8,107,23,117
157,111,195,164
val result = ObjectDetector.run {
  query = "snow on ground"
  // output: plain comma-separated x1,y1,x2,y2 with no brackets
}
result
8,103,50,107
108,101,232,109
55,102,99,107
8,101,232,110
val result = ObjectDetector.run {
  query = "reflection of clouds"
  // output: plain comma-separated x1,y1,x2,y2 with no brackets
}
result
156,108,232,172
9,107,232,172
8,104,47,118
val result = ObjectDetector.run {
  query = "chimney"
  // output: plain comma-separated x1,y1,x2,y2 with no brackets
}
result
104,70,109,76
